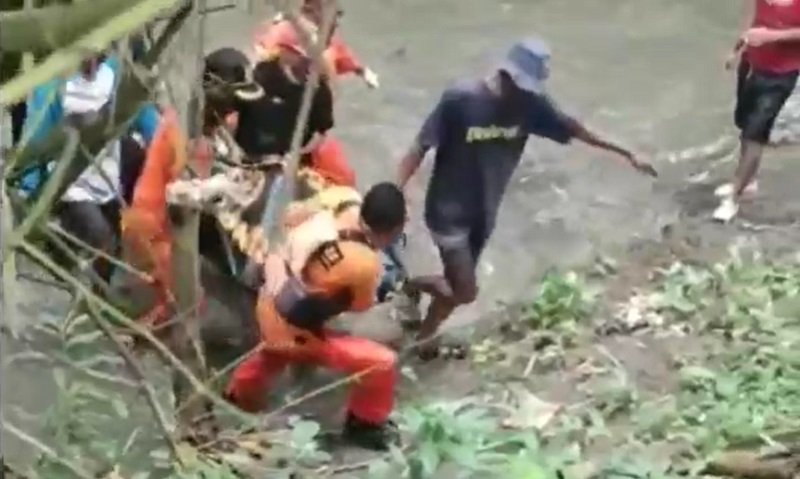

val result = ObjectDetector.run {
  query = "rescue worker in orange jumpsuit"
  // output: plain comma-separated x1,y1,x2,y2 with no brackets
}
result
121,48,263,327
224,182,407,451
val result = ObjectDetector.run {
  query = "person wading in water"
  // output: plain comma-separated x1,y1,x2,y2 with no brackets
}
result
714,0,800,222
394,38,657,360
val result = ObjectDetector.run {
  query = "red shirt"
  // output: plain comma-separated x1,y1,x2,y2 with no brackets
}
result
747,0,800,73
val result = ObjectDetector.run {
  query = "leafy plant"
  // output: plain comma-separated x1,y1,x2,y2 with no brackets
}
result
367,399,566,479
523,271,597,331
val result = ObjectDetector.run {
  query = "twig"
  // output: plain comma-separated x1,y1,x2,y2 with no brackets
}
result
1,418,95,479
5,347,138,390
38,225,114,297
4,127,79,254
83,297,182,465
316,445,412,475
269,0,338,223
15,271,71,291
174,342,266,418
17,239,259,426
522,353,537,377
48,222,153,283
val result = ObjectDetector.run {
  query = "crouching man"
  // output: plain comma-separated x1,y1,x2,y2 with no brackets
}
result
224,182,407,451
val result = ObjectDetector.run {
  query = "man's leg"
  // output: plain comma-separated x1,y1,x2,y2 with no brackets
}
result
414,242,479,359
10,101,26,147
59,201,117,287
715,70,798,222
313,334,398,450
732,140,764,198
225,348,290,413
119,135,146,205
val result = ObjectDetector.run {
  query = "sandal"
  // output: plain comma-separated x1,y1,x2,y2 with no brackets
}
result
416,338,469,362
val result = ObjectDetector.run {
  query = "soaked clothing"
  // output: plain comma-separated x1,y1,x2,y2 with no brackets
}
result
735,0,800,143
735,61,798,143
418,79,573,261
234,59,334,158
225,209,395,423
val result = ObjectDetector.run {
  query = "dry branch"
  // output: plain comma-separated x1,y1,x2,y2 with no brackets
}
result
0,0,139,54
705,450,799,479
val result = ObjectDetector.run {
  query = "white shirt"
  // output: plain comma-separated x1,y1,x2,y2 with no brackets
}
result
61,63,122,204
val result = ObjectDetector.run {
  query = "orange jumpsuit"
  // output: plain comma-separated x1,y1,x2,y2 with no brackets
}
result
120,110,211,326
224,207,396,424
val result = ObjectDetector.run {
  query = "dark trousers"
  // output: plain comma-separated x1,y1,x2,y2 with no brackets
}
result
734,60,799,144
10,101,26,146
119,135,147,205
58,200,121,285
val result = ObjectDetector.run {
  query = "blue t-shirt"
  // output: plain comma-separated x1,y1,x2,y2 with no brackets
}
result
417,79,574,238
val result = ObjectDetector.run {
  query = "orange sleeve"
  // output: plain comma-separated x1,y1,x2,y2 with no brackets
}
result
328,36,362,76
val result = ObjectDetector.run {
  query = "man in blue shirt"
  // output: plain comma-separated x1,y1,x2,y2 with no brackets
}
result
395,38,657,360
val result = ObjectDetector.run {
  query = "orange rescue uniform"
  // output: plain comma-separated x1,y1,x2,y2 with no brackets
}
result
120,109,211,326
225,205,397,423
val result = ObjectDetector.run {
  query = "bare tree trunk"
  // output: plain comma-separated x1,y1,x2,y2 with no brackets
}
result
167,0,212,438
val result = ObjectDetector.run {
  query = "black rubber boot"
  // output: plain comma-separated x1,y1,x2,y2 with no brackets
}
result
342,414,400,451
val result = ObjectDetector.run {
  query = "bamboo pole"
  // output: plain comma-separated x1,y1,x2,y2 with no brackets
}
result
168,0,214,439
0,0,136,55
0,0,184,105
5,2,191,204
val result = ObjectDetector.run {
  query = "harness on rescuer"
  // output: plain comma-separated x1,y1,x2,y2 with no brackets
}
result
274,227,373,335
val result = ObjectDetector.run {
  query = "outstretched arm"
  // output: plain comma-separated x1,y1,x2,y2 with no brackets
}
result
567,116,658,177
527,95,657,177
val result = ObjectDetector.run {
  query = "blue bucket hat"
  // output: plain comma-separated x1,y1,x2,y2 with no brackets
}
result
498,37,551,93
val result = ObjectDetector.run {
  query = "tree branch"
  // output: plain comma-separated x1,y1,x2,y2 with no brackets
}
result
0,0,140,54
84,297,182,466
1,418,95,479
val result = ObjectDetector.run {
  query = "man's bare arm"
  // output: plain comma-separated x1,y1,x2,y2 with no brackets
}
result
565,116,658,177
396,141,428,189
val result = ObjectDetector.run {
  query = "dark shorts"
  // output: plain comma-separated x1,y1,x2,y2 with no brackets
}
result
428,218,492,295
119,134,147,205
57,200,121,282
735,63,799,144
58,200,120,250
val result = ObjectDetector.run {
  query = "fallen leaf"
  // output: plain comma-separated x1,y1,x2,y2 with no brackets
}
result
501,384,563,431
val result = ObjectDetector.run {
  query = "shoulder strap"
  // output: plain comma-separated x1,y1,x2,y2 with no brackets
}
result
300,228,373,276
337,228,372,248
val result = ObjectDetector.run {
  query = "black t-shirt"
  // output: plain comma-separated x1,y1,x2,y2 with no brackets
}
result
234,59,334,157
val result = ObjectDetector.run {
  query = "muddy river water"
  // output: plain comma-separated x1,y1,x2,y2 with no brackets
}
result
8,0,798,467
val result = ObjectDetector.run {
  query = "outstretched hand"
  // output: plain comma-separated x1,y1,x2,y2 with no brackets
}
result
362,67,381,89
627,154,658,178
